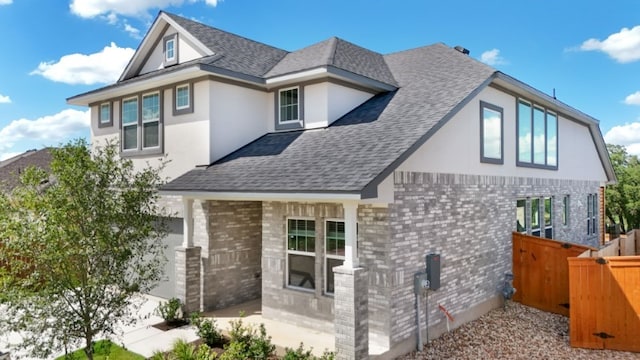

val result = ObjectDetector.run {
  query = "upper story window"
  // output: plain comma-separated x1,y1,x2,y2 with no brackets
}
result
517,99,558,169
120,91,163,155
274,86,304,131
163,34,178,66
286,218,316,290
325,220,345,294
142,92,160,149
99,102,112,128
480,101,503,164
173,83,194,115
122,97,139,151
279,87,299,122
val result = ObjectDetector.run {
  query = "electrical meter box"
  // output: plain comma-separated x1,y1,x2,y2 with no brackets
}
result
413,272,429,294
425,253,441,290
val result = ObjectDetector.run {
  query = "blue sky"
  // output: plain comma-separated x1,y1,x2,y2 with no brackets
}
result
2,0,640,160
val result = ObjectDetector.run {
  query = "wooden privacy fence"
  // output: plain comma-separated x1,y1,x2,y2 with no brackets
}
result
568,256,640,352
512,232,595,316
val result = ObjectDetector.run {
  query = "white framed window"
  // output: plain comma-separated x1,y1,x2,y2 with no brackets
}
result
279,87,299,123
286,218,316,291
99,102,112,127
142,92,160,149
121,97,138,151
164,34,178,66
480,101,503,164
325,220,345,294
176,84,190,110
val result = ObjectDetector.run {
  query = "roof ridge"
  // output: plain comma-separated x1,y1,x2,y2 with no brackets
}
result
327,36,339,66
163,11,287,53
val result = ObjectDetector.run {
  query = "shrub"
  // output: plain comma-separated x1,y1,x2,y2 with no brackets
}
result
190,313,224,348
282,343,335,360
156,298,184,325
150,339,217,360
219,319,275,360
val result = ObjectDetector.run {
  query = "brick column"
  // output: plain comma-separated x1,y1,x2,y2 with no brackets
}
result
175,246,201,314
334,265,368,360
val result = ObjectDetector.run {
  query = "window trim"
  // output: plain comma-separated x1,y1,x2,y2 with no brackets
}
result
274,86,304,131
285,217,316,292
119,91,164,157
324,219,345,295
173,83,194,115
98,102,113,128
163,33,178,66
141,91,161,150
516,98,559,170
479,101,504,164
121,96,139,152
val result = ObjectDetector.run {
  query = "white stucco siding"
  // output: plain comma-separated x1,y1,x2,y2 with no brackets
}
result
397,85,608,182
140,28,204,75
210,81,269,162
304,83,329,129
327,82,373,124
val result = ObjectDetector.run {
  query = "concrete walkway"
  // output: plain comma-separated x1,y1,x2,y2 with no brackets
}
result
0,295,338,358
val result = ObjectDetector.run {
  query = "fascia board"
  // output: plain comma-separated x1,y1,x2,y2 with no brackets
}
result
159,190,362,203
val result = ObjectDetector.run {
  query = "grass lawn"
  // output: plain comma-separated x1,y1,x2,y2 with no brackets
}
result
55,340,144,360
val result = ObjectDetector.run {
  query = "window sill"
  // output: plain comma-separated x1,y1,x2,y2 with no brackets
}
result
285,285,315,294
516,161,558,171
120,147,164,158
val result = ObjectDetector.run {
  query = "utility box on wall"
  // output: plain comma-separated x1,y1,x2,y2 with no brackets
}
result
425,253,441,291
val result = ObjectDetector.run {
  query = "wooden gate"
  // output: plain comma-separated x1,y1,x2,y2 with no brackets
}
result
512,232,594,316
568,256,640,352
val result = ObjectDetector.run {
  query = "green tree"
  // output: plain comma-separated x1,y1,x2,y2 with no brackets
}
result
605,143,640,232
0,139,169,360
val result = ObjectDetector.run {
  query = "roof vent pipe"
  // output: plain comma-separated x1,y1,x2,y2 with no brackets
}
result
454,46,470,55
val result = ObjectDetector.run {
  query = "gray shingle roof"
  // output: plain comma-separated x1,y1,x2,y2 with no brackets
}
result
0,148,53,192
164,12,288,77
162,44,496,195
265,37,397,86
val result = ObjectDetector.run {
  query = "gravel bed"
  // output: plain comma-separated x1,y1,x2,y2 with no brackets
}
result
399,301,640,360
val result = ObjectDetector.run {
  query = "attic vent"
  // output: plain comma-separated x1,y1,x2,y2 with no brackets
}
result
454,46,470,55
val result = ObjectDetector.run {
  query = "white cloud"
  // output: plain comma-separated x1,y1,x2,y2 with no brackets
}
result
0,0,13,5
480,49,506,66
624,91,640,105
124,22,142,39
30,43,134,85
580,26,640,63
70,0,220,19
0,94,11,104
603,122,640,156
0,109,90,160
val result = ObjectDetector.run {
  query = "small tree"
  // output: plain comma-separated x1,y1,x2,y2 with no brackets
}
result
0,139,169,359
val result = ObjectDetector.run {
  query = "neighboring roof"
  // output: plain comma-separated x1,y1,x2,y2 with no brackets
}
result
265,37,398,86
0,148,53,192
162,44,496,196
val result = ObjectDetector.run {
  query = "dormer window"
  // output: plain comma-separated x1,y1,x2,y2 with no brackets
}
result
275,86,304,131
163,34,178,66
279,87,299,122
